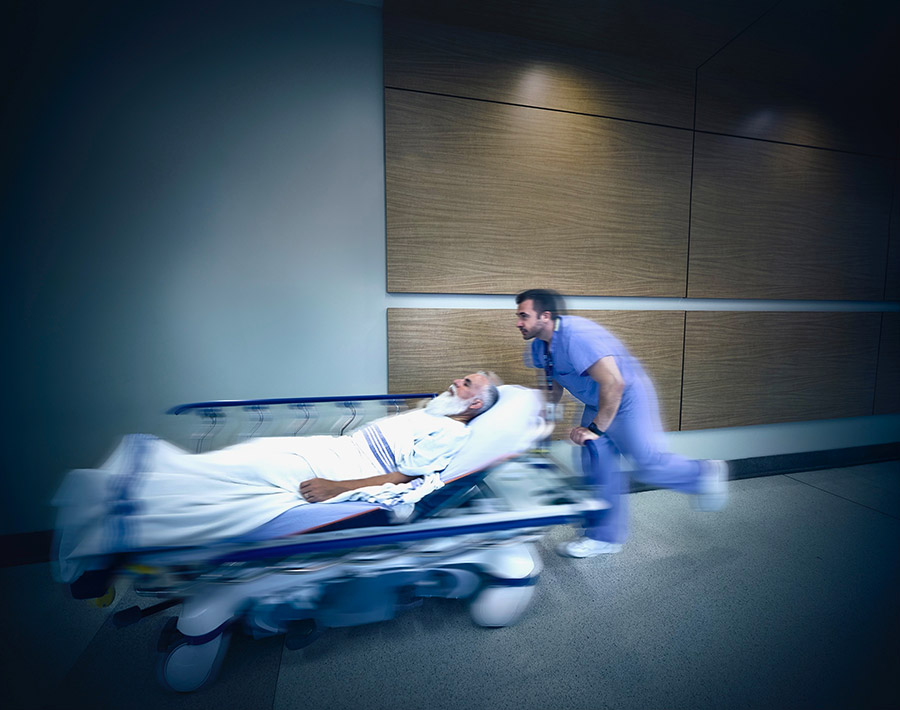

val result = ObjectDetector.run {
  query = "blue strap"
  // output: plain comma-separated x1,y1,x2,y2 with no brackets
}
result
360,423,398,474
105,434,151,552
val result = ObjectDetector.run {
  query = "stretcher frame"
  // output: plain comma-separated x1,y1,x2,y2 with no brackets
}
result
64,390,603,692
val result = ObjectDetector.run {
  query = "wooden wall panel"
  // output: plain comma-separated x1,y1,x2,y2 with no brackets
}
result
695,72,899,156
874,313,899,416
386,90,693,296
688,133,893,301
681,312,881,430
385,16,695,128
388,309,685,431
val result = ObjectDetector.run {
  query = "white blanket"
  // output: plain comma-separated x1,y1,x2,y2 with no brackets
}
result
53,434,448,581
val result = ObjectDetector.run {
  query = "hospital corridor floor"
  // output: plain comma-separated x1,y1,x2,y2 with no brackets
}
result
2,461,898,710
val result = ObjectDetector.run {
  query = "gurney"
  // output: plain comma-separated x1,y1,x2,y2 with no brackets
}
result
53,385,604,692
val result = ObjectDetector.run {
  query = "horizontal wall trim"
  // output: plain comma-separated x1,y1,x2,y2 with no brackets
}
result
4,443,897,568
664,414,900,460
385,85,896,158
385,293,900,312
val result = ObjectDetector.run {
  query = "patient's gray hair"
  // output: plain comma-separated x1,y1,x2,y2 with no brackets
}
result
472,371,500,417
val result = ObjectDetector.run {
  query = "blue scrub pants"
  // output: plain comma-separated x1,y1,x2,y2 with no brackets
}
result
579,373,703,544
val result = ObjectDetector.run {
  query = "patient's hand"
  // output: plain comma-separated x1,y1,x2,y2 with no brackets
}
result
299,478,349,503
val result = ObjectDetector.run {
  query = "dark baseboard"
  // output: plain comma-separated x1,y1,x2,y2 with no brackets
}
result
3,442,898,568
727,442,900,479
630,442,899,493
0,529,54,568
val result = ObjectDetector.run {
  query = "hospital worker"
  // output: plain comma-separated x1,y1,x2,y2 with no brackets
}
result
514,289,728,558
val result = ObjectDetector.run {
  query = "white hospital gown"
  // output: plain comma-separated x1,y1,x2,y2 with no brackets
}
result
54,409,470,578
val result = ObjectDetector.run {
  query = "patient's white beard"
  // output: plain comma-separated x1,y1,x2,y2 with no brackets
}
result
424,390,473,417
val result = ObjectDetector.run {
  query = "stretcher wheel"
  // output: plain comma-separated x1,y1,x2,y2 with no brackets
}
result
285,619,324,650
157,620,230,693
469,584,535,628
92,586,116,608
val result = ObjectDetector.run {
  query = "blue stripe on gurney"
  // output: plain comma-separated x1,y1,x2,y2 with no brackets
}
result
238,505,392,541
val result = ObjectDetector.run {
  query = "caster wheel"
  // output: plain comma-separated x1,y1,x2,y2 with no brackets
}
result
470,584,535,627
92,586,117,608
157,620,230,692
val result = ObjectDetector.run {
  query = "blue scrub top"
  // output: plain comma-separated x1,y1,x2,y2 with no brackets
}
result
525,315,644,407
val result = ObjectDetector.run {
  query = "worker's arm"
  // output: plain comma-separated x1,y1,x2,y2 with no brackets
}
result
569,356,625,446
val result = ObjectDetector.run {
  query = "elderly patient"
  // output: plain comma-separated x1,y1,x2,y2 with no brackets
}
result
54,373,499,575
298,371,497,503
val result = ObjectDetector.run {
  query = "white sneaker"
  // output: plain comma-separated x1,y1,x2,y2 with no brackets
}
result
556,538,623,558
694,459,729,512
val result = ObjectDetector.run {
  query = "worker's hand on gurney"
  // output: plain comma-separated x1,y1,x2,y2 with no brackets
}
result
569,426,601,446
299,471,417,503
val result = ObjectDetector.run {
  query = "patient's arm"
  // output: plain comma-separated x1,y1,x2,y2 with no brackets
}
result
299,472,415,503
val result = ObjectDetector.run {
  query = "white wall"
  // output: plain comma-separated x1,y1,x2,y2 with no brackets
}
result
3,0,389,534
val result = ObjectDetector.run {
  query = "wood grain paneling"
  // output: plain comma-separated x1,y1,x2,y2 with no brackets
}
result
388,309,686,431
688,133,893,301
681,312,881,430
695,73,899,156
386,90,693,296
385,16,695,128
874,313,899,415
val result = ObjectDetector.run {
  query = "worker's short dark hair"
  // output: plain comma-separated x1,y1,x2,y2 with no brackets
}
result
515,289,567,320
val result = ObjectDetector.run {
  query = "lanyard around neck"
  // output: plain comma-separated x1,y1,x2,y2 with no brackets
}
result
542,318,560,389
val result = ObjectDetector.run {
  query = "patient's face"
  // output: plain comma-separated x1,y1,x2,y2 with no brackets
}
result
424,373,487,417
451,373,487,402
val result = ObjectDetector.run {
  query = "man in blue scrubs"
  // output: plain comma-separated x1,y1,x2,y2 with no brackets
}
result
515,289,728,558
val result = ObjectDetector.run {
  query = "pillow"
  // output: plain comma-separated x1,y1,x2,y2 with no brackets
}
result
439,385,546,481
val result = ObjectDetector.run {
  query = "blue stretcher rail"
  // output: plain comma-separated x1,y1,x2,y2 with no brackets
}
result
167,393,438,416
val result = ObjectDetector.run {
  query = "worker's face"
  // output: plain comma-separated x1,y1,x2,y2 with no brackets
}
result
515,299,551,340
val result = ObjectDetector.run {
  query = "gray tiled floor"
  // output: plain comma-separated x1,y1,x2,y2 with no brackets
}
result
3,462,898,710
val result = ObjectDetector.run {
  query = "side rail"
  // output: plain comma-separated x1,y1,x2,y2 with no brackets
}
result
168,393,437,453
